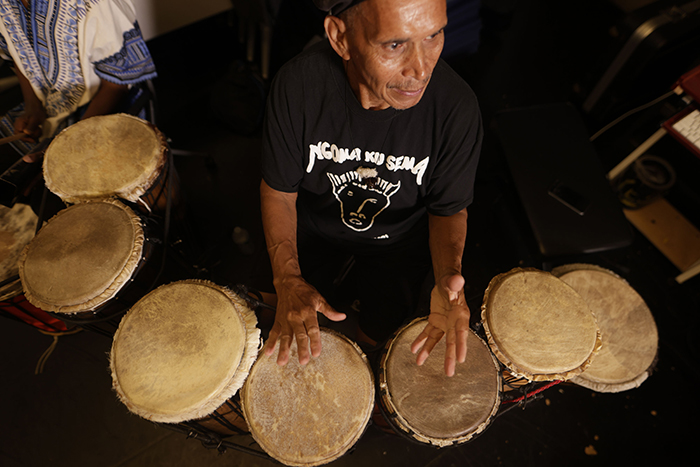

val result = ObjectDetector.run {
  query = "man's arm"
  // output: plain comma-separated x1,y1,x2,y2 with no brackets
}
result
12,68,45,141
411,207,469,377
260,180,346,366
80,79,129,120
18,78,129,163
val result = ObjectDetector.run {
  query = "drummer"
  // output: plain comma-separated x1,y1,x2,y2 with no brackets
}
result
260,0,482,376
0,0,157,200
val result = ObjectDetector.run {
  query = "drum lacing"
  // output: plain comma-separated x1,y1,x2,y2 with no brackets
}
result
205,400,248,436
160,422,273,460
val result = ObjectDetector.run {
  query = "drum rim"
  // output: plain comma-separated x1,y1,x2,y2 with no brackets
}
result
109,279,261,423
0,276,23,301
0,203,39,293
18,199,145,314
240,327,374,467
552,263,659,393
481,267,603,382
378,317,502,447
43,114,168,204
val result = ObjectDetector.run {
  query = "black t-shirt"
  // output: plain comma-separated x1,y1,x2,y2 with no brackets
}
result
262,40,482,251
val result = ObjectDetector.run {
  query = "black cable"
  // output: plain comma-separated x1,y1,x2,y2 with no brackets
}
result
589,90,677,142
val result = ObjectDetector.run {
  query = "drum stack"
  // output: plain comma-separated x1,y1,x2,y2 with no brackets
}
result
10,114,183,335
481,265,659,410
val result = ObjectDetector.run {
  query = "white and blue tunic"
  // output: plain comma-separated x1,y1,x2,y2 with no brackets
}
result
0,0,156,153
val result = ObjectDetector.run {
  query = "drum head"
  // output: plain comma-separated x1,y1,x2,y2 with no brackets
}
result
481,268,602,381
380,318,501,447
242,329,374,467
19,200,143,313
552,264,658,392
44,114,167,203
110,280,260,423
0,204,37,300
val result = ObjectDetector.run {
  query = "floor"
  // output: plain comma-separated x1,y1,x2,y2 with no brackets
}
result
2,1,699,466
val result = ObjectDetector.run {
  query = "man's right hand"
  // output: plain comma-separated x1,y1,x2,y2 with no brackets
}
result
14,107,46,142
264,275,346,366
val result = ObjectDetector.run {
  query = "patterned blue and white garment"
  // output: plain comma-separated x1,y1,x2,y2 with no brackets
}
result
0,0,157,154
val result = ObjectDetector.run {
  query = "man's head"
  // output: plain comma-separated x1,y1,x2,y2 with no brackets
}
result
323,0,447,111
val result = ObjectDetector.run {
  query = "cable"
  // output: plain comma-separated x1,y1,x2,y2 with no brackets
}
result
589,89,677,142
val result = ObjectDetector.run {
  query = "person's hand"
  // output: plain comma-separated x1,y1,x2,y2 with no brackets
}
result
22,151,44,163
410,274,470,377
14,104,46,142
264,275,346,366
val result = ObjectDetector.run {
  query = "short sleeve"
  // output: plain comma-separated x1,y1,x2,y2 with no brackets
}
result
83,0,156,85
423,68,483,217
261,62,307,193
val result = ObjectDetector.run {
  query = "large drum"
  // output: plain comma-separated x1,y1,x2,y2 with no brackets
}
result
110,280,260,433
241,329,374,467
18,200,156,323
43,113,177,212
378,317,501,447
0,203,66,332
481,268,602,382
552,264,658,392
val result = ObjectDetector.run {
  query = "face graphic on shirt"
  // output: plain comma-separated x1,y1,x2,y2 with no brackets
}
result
327,171,400,232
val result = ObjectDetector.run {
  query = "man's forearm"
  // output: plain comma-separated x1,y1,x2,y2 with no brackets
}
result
428,208,468,281
260,179,302,284
13,67,42,112
81,79,128,120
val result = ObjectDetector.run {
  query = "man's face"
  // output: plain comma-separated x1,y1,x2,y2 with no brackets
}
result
344,0,447,110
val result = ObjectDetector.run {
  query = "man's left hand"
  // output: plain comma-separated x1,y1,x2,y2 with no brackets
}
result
410,274,470,377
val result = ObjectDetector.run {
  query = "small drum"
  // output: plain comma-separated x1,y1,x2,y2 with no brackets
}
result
43,114,177,212
378,317,501,447
18,200,155,323
552,264,658,392
481,268,602,382
110,280,260,433
0,203,66,332
241,329,374,466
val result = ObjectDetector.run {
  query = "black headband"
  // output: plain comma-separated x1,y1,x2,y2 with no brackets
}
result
312,0,366,16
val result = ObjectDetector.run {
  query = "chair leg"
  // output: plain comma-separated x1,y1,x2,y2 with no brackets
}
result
247,20,256,64
261,23,273,80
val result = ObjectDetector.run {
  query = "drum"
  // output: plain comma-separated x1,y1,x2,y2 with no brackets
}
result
378,317,501,447
0,203,66,332
110,280,261,434
43,113,177,212
18,200,156,324
552,264,658,392
481,267,602,382
241,329,374,466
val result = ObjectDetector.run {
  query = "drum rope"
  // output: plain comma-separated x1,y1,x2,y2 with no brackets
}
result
501,380,562,406
145,149,175,294
34,328,82,374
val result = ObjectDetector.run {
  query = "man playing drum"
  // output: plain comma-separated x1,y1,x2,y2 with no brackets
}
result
0,0,157,205
260,0,482,376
